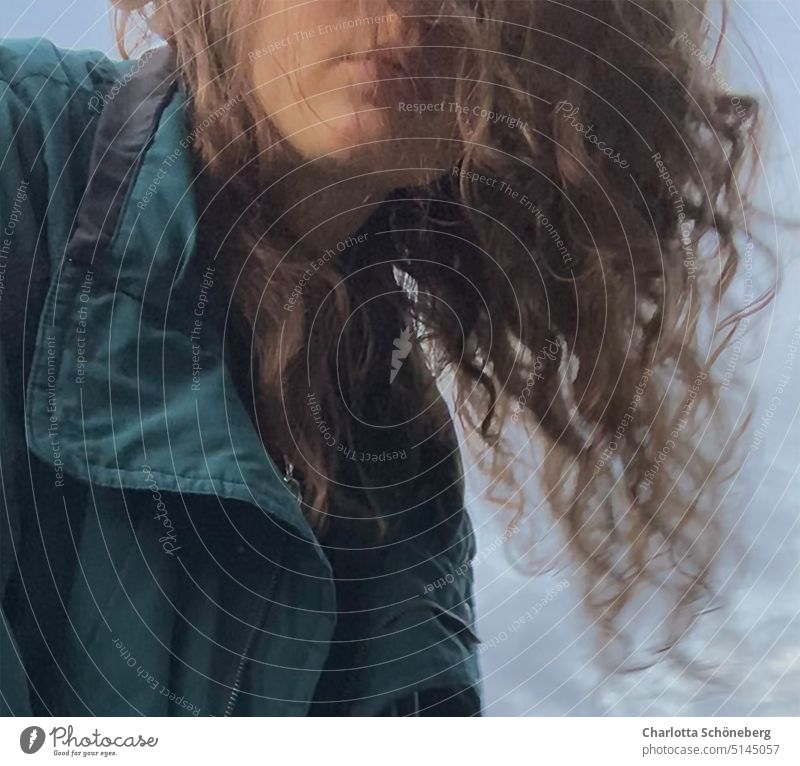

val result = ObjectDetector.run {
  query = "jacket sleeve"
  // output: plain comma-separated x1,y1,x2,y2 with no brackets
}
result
0,60,48,717
0,38,121,715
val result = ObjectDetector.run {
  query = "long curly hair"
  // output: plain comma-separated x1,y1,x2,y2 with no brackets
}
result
112,0,773,670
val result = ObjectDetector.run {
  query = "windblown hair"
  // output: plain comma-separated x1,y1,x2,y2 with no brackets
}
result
112,0,772,670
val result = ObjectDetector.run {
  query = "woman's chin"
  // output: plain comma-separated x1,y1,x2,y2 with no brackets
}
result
301,113,394,165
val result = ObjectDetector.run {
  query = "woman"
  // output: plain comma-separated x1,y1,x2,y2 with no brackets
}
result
0,0,766,716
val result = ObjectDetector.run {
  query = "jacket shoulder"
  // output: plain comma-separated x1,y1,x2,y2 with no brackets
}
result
0,37,126,187
0,39,127,409
0,36,120,90
0,39,130,264
0,40,127,717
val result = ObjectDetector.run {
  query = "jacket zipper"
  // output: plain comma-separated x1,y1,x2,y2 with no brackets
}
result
224,456,301,717
282,454,303,505
223,588,271,718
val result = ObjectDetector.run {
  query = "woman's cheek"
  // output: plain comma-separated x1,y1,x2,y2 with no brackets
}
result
263,79,391,160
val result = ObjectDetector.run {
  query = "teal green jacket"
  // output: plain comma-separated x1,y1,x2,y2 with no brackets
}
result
0,38,482,716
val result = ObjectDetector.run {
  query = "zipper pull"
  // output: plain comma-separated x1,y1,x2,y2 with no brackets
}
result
282,454,303,505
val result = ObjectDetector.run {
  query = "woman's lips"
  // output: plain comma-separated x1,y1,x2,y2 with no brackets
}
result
337,55,380,82
335,50,416,109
